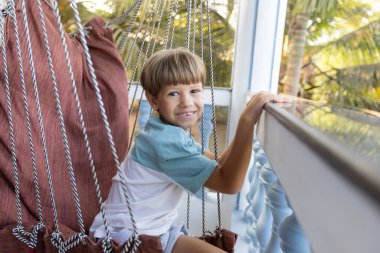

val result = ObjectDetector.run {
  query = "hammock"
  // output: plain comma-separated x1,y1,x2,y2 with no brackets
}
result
0,0,236,252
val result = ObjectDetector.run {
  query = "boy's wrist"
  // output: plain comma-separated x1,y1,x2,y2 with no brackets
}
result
240,109,258,126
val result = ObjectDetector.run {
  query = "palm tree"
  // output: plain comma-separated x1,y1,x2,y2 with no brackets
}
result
282,0,342,96
307,19,380,110
281,0,380,111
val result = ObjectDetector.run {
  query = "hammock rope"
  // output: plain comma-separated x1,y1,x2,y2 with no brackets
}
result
19,0,64,246
127,0,157,111
162,0,174,50
20,0,50,227
8,0,47,247
124,0,151,72
167,0,179,49
2,4,28,247
192,0,197,53
69,0,142,251
9,0,62,245
118,0,144,54
48,0,116,251
128,0,184,151
106,0,143,28
127,0,168,151
33,0,92,251
205,0,224,232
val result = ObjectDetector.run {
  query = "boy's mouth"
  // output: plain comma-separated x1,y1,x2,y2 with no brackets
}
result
176,111,196,118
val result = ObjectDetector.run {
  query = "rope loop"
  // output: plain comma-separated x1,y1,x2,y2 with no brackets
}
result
51,231,87,253
69,26,93,37
1,5,10,17
12,222,44,249
121,232,141,253
101,236,114,253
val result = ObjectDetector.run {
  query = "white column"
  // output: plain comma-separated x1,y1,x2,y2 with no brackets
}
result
249,0,288,93
227,0,288,144
225,0,288,227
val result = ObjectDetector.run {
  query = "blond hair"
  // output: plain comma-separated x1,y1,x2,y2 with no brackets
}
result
140,47,206,96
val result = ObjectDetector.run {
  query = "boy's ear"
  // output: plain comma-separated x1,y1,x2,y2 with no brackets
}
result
145,92,158,111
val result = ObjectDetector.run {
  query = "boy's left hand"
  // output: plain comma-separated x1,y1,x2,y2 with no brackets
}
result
244,92,293,124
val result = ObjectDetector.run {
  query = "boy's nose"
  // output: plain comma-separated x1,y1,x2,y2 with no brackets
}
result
179,94,193,107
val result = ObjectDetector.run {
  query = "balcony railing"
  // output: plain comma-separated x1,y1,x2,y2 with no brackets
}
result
241,100,380,253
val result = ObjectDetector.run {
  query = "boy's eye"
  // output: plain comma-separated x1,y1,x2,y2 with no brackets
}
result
168,91,179,96
191,89,202,94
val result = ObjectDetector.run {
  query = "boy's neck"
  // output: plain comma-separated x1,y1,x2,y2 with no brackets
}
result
158,115,191,132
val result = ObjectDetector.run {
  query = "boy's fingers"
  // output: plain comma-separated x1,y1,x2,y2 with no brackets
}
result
263,95,294,107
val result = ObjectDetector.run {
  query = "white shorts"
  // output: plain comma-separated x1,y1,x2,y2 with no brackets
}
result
109,223,188,253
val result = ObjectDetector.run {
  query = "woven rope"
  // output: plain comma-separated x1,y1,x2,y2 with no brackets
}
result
48,0,114,251
153,0,170,52
69,1,141,251
128,0,167,151
36,0,86,237
118,0,143,53
192,0,197,53
127,0,156,98
106,0,142,27
205,0,222,229
20,0,47,225
186,0,192,49
2,0,22,229
162,0,174,49
124,0,151,72
51,231,87,253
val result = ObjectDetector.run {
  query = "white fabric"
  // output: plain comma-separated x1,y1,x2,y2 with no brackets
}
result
107,223,188,253
90,155,187,237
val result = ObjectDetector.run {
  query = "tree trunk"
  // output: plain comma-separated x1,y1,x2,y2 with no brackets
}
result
283,13,309,96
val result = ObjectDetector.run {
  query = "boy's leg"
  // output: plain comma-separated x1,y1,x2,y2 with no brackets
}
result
171,235,227,253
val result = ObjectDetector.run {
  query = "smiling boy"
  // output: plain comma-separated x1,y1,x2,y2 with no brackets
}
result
90,47,286,253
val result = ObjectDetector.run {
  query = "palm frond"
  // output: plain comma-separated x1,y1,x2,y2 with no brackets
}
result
313,19,380,66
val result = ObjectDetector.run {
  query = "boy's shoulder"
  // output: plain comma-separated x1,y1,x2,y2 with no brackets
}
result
142,116,188,143
133,116,198,159
132,116,200,169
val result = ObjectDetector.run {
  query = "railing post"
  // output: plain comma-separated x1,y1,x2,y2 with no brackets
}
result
243,138,262,224
279,213,312,253
245,142,277,253
264,181,292,253
244,146,268,247
256,164,278,252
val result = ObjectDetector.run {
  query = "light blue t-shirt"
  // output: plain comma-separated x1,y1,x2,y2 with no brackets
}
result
131,116,217,194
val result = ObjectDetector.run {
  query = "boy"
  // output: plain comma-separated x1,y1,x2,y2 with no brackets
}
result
90,47,287,253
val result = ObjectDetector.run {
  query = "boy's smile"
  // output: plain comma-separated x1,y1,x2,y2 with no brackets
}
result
149,82,204,130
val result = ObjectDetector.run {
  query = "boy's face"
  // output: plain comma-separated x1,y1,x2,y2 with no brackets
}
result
150,82,204,130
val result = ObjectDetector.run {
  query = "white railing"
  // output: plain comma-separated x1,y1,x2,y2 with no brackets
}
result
241,100,380,253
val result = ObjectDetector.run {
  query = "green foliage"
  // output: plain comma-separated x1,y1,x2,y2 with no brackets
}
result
303,104,380,163
316,20,380,67
282,0,380,112
307,63,380,111
58,0,236,88
58,0,97,32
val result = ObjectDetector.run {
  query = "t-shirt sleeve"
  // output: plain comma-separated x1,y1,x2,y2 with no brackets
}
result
155,130,217,194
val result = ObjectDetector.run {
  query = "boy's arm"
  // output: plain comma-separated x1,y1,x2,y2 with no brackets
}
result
203,145,232,165
204,92,288,194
